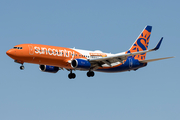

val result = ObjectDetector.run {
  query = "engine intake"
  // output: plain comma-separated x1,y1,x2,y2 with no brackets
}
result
71,59,91,69
39,65,59,73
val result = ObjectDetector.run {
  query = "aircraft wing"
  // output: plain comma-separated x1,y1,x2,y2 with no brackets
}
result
89,37,163,68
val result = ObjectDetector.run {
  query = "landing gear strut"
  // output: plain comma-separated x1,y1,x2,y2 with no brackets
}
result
14,60,25,70
20,64,24,70
87,71,95,77
68,70,76,79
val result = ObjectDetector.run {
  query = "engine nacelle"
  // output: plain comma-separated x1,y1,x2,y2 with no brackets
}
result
39,65,59,73
71,59,91,69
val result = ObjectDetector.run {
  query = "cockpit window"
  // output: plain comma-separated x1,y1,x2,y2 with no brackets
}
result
13,47,23,49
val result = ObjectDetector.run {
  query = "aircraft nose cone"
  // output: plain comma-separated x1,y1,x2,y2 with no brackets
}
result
6,49,14,56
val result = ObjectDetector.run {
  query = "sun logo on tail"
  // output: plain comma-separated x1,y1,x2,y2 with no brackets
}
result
127,27,151,60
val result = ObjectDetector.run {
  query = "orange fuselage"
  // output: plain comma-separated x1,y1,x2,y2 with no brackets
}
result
6,44,86,69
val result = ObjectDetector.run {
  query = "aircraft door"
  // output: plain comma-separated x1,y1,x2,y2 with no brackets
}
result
28,45,34,55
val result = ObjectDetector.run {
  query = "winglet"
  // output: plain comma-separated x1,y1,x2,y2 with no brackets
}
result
153,37,163,50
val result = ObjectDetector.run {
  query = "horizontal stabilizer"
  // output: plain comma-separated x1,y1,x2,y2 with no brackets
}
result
139,56,174,63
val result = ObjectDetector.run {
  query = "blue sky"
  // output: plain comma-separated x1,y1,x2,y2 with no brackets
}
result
1,0,179,120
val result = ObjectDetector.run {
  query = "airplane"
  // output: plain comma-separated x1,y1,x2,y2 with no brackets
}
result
6,25,174,79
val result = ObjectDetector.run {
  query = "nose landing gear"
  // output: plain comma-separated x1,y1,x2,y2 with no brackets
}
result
14,60,25,70
20,65,24,70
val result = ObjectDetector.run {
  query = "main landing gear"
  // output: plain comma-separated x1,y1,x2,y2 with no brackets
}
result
87,71,95,77
68,70,95,79
68,70,76,79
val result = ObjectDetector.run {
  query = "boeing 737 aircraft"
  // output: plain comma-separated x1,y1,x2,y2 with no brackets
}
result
6,26,173,79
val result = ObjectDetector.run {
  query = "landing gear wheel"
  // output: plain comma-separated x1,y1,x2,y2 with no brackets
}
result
20,66,24,70
87,71,95,77
68,73,76,79
72,73,76,78
68,74,71,79
87,72,91,77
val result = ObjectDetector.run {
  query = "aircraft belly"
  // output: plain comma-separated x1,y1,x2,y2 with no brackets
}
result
96,57,146,73
96,64,145,73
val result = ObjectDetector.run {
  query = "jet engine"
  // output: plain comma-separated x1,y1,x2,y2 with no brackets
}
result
39,65,59,73
71,59,91,69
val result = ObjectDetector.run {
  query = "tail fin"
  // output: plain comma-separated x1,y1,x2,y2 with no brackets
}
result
126,25,152,60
